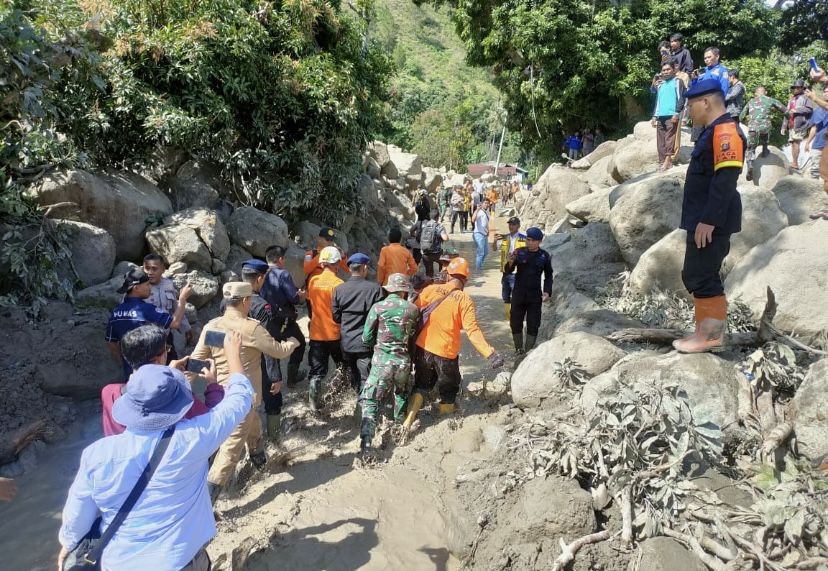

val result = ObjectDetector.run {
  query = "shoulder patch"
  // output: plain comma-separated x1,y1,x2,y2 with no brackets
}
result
712,122,744,171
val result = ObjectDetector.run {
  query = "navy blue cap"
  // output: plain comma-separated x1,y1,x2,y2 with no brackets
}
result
242,259,268,273
686,78,723,99
347,253,371,266
319,227,336,239
526,227,544,241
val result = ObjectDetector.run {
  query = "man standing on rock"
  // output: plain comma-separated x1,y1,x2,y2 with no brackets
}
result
192,282,300,501
332,253,383,394
669,33,694,75
785,79,815,172
306,246,346,411
143,253,194,358
262,245,307,389
739,86,787,181
673,78,745,354
106,268,193,379
402,257,504,435
493,216,527,321
504,227,553,355
651,61,686,172
358,273,419,454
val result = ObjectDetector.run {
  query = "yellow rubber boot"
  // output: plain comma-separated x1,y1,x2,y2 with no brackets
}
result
504,303,511,321
438,403,457,415
402,392,424,430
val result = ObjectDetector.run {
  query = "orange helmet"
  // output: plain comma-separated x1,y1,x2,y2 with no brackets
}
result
446,257,470,278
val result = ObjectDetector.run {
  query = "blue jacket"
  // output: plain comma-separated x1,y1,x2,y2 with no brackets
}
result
694,63,729,96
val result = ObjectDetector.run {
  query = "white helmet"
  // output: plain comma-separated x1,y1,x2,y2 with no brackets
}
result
319,246,342,264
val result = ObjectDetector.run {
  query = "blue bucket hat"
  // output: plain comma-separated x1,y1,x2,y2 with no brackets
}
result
112,365,194,431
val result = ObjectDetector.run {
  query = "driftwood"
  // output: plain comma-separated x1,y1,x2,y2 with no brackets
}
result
551,529,611,571
0,420,46,465
606,287,827,355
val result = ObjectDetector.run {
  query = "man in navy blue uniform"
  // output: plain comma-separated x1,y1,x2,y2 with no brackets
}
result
673,78,745,354
261,245,307,388
106,268,192,379
503,227,553,355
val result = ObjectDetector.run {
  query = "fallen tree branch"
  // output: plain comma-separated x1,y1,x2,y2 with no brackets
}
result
620,487,633,546
661,528,728,571
551,529,610,571
662,527,735,563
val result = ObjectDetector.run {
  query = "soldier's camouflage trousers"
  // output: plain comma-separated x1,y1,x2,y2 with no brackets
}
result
359,355,412,439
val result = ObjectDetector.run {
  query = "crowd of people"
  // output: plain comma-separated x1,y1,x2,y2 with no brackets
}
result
54,190,556,569
562,128,605,160
648,33,828,219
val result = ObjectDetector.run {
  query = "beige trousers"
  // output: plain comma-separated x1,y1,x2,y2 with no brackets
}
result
207,408,262,486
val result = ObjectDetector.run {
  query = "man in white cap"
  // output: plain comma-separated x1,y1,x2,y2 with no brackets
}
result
59,332,252,571
191,281,301,501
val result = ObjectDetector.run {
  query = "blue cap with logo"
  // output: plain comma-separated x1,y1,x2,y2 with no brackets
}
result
347,253,371,266
686,78,723,99
241,259,269,273
526,227,544,241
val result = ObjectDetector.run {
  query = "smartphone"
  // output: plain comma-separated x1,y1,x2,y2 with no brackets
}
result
809,57,818,70
186,358,210,374
204,330,226,348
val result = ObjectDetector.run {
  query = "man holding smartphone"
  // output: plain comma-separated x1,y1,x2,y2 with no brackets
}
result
191,281,301,502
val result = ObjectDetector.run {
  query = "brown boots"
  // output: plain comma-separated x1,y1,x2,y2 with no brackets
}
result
673,295,727,354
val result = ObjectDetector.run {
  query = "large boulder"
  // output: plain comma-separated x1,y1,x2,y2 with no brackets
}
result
608,170,684,265
738,146,788,190
542,222,626,296
146,207,230,272
793,359,828,461
224,244,252,276
383,145,422,184
55,220,116,286
28,169,173,260
227,206,289,256
170,270,219,308
565,187,612,223
628,228,687,296
571,140,617,169
422,167,443,193
365,156,381,179
523,165,590,226
75,275,126,308
511,332,625,408
724,187,788,272
726,221,828,339
368,141,391,169
165,160,221,210
769,175,827,225
578,155,616,188
611,138,660,183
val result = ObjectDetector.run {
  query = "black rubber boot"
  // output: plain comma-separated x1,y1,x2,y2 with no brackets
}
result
208,482,222,504
360,417,375,454
524,334,537,352
512,332,524,354
287,363,306,388
249,449,266,469
308,376,322,411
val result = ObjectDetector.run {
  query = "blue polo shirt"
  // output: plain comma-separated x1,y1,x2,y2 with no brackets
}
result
105,297,173,377
809,107,828,151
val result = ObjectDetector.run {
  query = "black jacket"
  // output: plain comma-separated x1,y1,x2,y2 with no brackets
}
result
505,248,553,304
680,113,745,234
671,47,694,74
332,276,383,353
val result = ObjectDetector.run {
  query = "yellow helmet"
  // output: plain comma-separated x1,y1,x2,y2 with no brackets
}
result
319,246,342,264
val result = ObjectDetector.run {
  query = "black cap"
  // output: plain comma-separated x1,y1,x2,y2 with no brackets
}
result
117,268,150,294
507,216,520,225
319,227,336,240
791,79,806,88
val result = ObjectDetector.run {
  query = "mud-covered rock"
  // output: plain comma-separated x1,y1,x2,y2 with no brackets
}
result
792,359,828,461
739,146,788,190
227,206,289,256
769,175,827,225
565,187,612,223
542,222,626,296
55,220,116,286
171,270,220,308
636,537,706,571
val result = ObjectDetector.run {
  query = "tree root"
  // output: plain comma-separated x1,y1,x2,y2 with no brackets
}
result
551,529,610,571
619,487,633,546
661,527,733,569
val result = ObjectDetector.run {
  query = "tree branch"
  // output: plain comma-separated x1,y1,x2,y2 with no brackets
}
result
551,530,611,571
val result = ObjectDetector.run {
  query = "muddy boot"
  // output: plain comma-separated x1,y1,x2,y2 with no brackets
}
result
286,363,306,388
393,394,407,422
438,403,457,415
402,392,424,433
249,447,267,470
266,414,281,442
512,332,524,354
761,145,769,158
504,303,511,321
673,296,727,354
208,482,222,504
524,334,537,352
308,376,323,412
359,417,375,454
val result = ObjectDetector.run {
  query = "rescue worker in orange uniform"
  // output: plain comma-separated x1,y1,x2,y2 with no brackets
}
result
672,78,745,353
303,227,349,282
306,246,345,410
376,227,418,286
402,257,504,433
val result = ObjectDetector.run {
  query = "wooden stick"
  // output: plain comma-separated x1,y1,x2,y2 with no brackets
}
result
662,527,735,562
661,528,728,571
551,530,611,571
620,487,633,546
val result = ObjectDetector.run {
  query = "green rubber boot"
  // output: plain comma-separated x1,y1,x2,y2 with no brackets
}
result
266,414,281,442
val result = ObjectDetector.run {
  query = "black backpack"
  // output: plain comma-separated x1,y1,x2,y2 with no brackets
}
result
418,220,441,254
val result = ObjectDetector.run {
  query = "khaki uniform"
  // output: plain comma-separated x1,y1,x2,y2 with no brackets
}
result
191,305,297,486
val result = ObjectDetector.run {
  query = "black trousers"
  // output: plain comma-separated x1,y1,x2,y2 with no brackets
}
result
450,210,461,233
308,339,343,381
261,355,283,415
268,312,307,382
413,346,462,404
342,350,372,392
510,300,542,336
422,252,440,277
681,233,731,298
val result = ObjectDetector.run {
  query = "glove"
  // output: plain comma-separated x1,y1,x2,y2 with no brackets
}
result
488,352,505,370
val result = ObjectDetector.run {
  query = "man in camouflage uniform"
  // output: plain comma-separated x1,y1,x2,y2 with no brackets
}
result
358,273,419,454
739,86,787,180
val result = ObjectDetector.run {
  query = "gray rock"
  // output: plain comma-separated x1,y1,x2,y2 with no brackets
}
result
578,155,616,188
725,221,828,339
224,245,253,276
368,141,391,169
611,138,660,182
555,308,644,337
482,425,508,450
725,187,788,272
793,359,828,461
75,275,125,308
365,156,381,179
211,258,226,274
571,140,617,169
608,170,684,265
628,228,687,296
227,206,289,256
565,187,612,223
636,537,706,571
111,260,138,279
769,175,827,225
170,270,219,308
522,166,590,227
166,261,188,276
543,222,626,296
55,220,116,286
166,207,231,261
146,222,212,271
165,160,221,210
540,232,571,249
422,167,443,193
28,169,172,260
511,332,625,408
739,146,788,190
357,174,379,211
